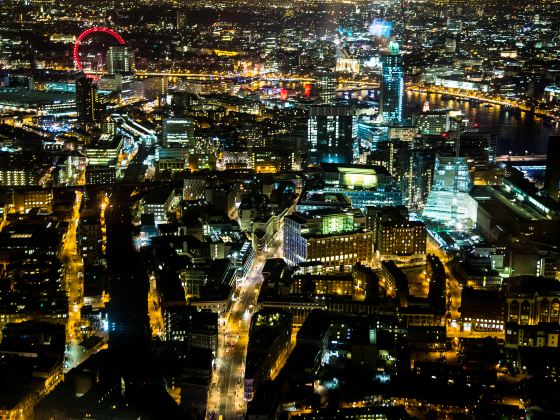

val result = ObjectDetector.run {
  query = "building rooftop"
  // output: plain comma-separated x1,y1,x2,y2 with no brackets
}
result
321,162,391,177
0,89,75,107
504,275,560,296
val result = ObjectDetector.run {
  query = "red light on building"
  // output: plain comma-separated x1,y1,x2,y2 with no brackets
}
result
304,84,311,97
280,88,288,101
74,27,126,80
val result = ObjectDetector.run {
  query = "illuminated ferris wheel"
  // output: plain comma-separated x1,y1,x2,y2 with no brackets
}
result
73,27,126,80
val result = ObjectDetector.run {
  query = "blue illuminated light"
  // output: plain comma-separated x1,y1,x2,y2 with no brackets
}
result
368,20,393,38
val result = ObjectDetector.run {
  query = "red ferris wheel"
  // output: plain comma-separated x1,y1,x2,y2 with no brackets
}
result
73,27,125,79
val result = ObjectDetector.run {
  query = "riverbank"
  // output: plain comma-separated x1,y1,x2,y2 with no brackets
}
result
408,84,559,121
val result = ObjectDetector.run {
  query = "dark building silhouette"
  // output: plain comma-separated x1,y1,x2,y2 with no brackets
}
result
105,189,150,354
544,136,560,200
75,76,98,127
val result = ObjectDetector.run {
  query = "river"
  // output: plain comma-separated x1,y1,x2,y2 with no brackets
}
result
405,91,560,155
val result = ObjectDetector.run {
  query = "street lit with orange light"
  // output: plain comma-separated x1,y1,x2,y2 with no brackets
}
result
1,1,558,417
61,190,85,370
207,238,282,420
148,274,164,338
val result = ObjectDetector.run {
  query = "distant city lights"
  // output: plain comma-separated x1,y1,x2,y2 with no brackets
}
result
368,20,393,38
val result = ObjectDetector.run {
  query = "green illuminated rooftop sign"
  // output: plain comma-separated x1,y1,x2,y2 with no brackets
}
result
321,213,354,234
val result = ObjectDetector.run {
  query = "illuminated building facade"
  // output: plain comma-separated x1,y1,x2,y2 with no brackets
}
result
0,152,45,187
13,190,53,212
177,79,229,95
319,163,402,209
284,210,374,267
335,58,360,74
308,106,356,164
140,187,175,224
85,166,116,185
422,154,477,225
162,118,195,148
133,76,168,102
307,232,374,267
0,90,76,116
99,74,134,98
316,71,337,105
506,323,560,348
84,135,124,166
291,273,355,296
155,147,188,173
417,109,460,135
357,121,389,153
380,42,404,125
107,46,134,75
434,77,489,92
322,163,393,189
250,149,293,173
461,288,505,332
376,221,426,261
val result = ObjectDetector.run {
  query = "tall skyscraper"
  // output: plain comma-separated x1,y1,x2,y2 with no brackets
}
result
422,153,478,226
307,105,356,164
316,71,337,105
410,148,435,209
107,46,135,75
544,136,560,201
380,42,404,125
75,76,98,127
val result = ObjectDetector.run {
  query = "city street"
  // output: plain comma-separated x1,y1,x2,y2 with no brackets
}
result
61,190,85,370
0,1,557,418
207,238,282,420
426,235,505,340
426,234,461,320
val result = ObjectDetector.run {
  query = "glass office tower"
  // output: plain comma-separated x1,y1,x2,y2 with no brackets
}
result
307,105,356,164
380,42,404,125
422,154,478,226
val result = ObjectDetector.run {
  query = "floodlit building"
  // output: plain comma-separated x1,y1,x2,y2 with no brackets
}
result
284,209,374,267
318,162,402,209
504,276,560,325
380,42,404,125
422,154,477,226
